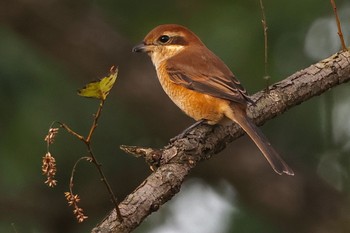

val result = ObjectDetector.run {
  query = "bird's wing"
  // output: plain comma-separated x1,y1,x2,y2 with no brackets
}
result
166,46,253,105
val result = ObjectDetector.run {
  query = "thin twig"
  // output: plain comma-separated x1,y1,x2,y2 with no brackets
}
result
86,100,104,143
69,156,92,193
83,100,123,222
57,100,123,222
66,156,90,222
58,122,85,141
259,0,271,88
330,0,348,51
86,143,123,222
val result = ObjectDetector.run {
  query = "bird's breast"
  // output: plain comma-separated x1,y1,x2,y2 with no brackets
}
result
155,63,230,124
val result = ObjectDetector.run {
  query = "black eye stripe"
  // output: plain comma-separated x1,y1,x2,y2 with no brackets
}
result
170,36,188,45
157,35,188,46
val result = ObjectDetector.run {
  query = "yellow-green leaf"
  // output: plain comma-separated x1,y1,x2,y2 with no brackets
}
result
78,66,118,100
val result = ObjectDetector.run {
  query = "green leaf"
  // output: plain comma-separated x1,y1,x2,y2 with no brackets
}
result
77,66,118,100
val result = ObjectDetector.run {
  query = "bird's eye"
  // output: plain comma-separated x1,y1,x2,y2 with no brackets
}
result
158,35,170,44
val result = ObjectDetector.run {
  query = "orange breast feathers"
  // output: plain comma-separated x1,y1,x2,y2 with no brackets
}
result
156,62,232,125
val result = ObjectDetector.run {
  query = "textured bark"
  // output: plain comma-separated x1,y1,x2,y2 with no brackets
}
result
92,51,350,233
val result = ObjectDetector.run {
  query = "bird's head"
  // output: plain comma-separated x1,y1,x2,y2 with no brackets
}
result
132,24,204,66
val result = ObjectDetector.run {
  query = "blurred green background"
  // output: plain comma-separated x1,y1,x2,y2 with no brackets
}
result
1,0,350,232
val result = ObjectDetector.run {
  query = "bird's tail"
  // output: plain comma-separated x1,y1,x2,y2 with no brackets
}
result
226,107,294,176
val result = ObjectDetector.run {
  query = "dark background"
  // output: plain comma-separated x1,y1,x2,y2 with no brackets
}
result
1,1,350,232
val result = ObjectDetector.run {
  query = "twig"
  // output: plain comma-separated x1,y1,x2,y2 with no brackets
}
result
86,142,123,222
57,100,123,222
66,156,91,222
58,122,84,141
259,0,271,88
86,100,104,142
83,100,123,222
330,0,348,51
69,157,92,194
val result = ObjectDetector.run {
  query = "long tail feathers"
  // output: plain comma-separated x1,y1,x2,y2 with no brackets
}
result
233,112,294,176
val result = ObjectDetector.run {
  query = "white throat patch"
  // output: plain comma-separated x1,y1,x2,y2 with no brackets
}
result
151,44,185,68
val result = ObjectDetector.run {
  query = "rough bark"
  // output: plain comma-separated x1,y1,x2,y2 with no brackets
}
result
92,51,350,233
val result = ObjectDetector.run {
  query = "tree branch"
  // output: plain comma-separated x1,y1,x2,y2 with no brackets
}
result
92,50,350,233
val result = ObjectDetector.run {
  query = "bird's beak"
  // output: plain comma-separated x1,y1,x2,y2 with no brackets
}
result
132,43,148,53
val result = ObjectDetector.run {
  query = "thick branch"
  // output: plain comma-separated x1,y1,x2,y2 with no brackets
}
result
92,51,350,233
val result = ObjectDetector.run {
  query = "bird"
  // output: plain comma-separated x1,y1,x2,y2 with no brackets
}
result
132,24,294,176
